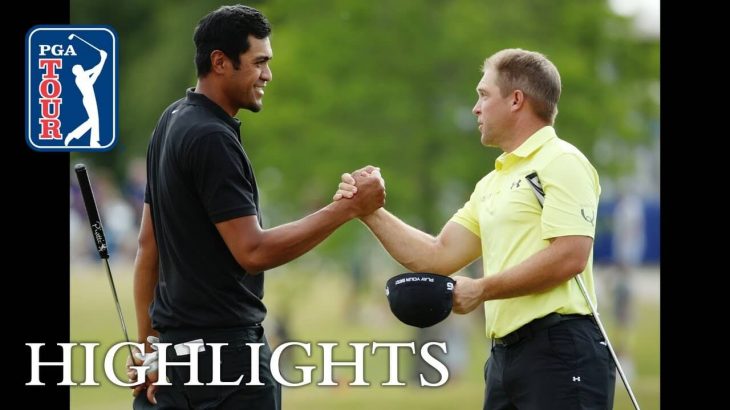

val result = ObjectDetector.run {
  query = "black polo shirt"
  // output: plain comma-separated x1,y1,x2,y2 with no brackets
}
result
144,89,266,331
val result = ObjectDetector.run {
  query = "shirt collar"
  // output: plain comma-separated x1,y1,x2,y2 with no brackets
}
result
185,88,242,135
495,126,556,170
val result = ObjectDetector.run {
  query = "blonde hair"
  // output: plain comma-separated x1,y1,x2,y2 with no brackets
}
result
483,49,561,124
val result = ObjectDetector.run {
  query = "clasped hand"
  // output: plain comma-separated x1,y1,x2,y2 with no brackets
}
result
332,165,386,216
126,335,160,405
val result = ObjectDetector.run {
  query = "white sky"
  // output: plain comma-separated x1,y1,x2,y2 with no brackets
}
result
609,0,660,36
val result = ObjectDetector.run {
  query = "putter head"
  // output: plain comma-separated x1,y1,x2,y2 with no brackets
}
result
67,34,74,40
133,393,158,410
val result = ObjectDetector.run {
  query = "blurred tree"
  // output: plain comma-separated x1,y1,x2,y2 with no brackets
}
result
71,0,659,261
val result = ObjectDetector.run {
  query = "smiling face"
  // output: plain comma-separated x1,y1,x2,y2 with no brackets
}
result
224,35,273,113
472,69,514,148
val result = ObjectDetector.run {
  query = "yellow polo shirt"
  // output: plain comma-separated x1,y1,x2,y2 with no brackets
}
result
451,126,600,339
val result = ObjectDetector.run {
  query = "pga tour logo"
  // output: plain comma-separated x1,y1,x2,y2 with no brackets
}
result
25,26,117,151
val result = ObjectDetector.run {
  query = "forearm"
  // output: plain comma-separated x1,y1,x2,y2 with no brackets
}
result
246,201,354,272
133,247,159,348
361,208,443,273
133,204,159,350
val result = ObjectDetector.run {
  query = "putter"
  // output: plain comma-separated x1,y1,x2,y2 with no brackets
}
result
76,164,159,409
525,171,641,410
74,164,134,362
68,33,102,53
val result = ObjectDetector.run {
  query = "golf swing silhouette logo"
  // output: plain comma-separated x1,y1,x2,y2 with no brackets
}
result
26,26,118,151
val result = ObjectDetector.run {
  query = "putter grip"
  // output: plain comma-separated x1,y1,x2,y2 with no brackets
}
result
74,164,109,259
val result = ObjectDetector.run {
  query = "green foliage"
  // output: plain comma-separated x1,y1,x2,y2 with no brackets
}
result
71,0,659,258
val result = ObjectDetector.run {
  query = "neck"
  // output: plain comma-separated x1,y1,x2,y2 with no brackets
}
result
194,78,238,117
501,117,550,153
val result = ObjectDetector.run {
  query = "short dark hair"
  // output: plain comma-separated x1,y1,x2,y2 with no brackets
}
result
483,49,561,124
193,4,271,77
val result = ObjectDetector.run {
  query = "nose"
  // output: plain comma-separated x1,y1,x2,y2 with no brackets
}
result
472,100,480,116
261,63,272,82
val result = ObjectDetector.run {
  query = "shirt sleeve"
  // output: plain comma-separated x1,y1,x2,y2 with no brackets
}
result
186,132,258,223
450,186,481,238
144,141,152,205
540,153,600,239
144,182,151,204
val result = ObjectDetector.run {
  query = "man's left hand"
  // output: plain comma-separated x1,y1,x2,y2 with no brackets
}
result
452,276,486,314
127,336,160,404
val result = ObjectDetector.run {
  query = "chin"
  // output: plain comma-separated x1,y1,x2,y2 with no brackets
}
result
481,136,498,148
243,101,263,113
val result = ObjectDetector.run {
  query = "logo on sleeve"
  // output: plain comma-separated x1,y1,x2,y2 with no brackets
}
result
25,26,118,151
581,208,595,225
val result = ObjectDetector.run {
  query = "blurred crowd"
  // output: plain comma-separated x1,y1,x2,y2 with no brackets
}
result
70,158,147,264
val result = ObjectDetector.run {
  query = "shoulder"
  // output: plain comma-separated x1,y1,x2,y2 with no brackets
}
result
468,172,495,197
478,172,494,187
188,123,236,142
176,109,237,148
157,96,186,121
539,136,596,174
553,138,591,163
185,130,241,159
541,135,588,160
537,143,600,199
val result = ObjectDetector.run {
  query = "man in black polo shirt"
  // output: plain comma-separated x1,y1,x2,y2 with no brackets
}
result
129,5,385,409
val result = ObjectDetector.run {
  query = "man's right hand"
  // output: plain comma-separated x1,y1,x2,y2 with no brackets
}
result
334,165,385,217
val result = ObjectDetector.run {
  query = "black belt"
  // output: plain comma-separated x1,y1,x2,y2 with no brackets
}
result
493,313,589,347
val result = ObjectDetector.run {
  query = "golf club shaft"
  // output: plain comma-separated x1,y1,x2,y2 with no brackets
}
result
525,173,639,408
104,259,135,359
72,34,101,53
74,164,135,361
575,274,641,410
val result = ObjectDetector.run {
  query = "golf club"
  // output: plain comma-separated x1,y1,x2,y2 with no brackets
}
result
74,164,134,362
525,171,641,410
68,33,102,53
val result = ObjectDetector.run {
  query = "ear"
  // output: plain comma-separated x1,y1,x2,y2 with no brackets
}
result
511,89,525,112
210,50,227,74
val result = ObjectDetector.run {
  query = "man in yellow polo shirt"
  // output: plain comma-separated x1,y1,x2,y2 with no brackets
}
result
336,48,615,409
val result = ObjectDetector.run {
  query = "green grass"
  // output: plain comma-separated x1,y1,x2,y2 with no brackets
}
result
70,263,659,409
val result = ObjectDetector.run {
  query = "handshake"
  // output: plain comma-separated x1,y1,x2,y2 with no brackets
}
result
331,165,386,218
